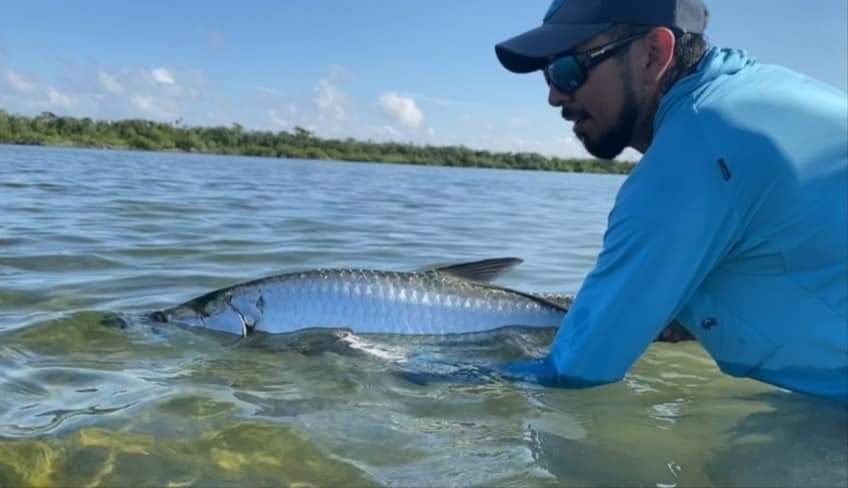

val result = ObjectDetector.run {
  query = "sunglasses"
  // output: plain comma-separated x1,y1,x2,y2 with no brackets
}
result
544,32,648,94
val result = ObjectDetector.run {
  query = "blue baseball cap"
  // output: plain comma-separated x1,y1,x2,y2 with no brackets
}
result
496,0,708,73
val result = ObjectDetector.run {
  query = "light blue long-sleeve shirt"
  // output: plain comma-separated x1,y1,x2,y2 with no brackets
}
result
510,47,848,399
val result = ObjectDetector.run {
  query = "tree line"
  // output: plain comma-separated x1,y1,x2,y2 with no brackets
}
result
0,110,634,174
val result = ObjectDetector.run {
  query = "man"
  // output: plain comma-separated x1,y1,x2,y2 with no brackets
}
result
495,0,848,399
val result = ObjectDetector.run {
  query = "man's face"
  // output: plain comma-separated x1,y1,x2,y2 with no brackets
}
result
548,33,640,160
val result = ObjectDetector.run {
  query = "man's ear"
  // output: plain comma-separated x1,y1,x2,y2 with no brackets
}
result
642,27,676,86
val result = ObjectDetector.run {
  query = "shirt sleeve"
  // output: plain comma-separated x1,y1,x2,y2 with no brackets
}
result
545,135,742,387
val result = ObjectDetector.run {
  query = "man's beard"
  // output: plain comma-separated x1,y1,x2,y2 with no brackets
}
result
583,83,639,160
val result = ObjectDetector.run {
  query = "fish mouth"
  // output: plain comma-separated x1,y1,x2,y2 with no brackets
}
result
147,305,199,327
150,310,168,323
150,303,254,337
149,306,193,324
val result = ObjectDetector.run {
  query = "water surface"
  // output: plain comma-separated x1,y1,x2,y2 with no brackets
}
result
1,145,845,487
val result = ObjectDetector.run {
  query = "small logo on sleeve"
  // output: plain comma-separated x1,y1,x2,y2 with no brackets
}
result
717,158,732,181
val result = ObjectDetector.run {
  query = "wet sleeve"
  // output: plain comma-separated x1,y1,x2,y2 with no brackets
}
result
543,146,742,387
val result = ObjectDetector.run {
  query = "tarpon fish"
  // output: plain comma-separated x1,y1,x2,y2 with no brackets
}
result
151,258,571,337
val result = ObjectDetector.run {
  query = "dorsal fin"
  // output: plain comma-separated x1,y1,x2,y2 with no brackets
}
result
427,257,523,283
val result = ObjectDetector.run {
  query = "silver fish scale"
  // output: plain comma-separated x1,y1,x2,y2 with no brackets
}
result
206,269,564,335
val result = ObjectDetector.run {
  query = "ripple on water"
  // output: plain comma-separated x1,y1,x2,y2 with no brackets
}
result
0,254,128,272
0,237,40,248
0,422,378,487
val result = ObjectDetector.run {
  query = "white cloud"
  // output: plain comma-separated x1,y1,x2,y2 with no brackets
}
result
407,93,481,108
46,86,72,109
314,78,346,121
619,148,641,161
151,67,175,85
378,92,423,129
127,93,178,120
268,109,289,128
0,63,212,125
131,94,154,112
5,70,34,93
98,71,122,94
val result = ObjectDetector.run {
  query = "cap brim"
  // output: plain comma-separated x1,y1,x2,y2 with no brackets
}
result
495,23,612,73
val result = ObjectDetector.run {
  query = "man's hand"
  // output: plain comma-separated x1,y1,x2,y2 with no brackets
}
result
500,356,614,388
656,320,695,342
499,356,560,386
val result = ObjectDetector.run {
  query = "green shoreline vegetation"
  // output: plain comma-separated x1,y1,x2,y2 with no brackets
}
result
0,110,634,174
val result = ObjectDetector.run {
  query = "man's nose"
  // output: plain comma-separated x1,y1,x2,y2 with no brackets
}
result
548,85,573,107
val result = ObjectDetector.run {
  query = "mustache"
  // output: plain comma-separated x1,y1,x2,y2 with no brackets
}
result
561,107,587,122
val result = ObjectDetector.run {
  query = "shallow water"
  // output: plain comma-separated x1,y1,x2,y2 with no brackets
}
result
1,145,845,487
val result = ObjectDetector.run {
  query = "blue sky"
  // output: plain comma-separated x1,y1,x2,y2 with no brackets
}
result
1,1,845,159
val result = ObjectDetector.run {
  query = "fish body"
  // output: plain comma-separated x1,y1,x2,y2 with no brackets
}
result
153,258,569,337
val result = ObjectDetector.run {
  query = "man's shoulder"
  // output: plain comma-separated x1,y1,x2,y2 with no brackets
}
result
689,57,845,131
660,48,843,133
647,59,844,173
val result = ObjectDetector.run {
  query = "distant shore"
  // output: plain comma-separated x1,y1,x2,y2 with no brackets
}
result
0,110,635,175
